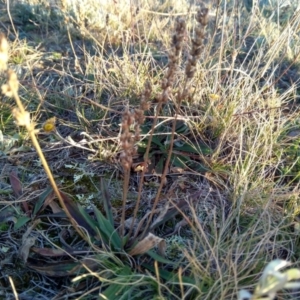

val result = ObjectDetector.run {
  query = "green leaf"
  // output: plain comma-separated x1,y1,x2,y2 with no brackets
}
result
93,206,122,250
143,263,195,285
150,135,165,148
146,250,176,265
171,154,189,168
155,156,165,175
60,192,97,236
101,266,133,299
143,263,210,295
100,178,114,226
187,160,209,173
33,186,54,218
174,141,211,155
140,125,165,148
77,205,99,237
122,234,129,247
14,216,31,230
175,121,189,134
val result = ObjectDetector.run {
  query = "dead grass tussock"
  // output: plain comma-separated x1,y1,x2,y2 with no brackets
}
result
179,204,295,299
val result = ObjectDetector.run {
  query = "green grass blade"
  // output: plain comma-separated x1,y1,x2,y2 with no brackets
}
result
146,250,177,265
76,205,99,238
100,177,114,226
93,205,122,250
100,266,133,299
174,141,212,155
142,263,196,286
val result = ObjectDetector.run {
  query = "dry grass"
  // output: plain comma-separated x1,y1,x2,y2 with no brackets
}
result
1,0,300,299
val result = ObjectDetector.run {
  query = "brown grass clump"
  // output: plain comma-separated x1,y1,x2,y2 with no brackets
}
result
1,1,300,299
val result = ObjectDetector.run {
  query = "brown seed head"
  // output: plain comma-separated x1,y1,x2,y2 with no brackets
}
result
0,33,8,71
120,108,136,171
196,8,209,27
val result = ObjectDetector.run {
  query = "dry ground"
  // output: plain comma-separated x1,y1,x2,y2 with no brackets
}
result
1,0,300,299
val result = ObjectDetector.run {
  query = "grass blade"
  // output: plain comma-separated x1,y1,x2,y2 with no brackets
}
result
93,205,122,250
32,186,54,218
100,266,133,299
100,177,114,226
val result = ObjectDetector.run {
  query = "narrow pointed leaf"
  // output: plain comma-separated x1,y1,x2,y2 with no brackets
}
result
142,263,196,285
9,171,22,197
33,186,54,218
77,204,99,237
146,250,176,265
155,156,165,175
31,247,72,257
93,205,122,250
60,192,96,236
27,257,99,277
100,178,114,226
175,142,212,155
101,266,133,299
9,171,29,213
14,216,31,230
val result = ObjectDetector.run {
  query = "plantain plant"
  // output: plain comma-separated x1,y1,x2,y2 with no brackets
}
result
0,8,212,298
